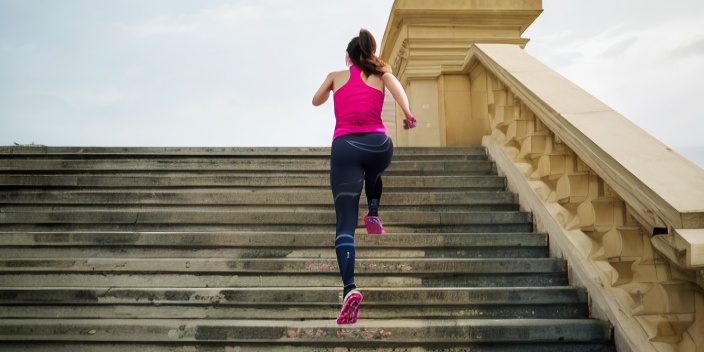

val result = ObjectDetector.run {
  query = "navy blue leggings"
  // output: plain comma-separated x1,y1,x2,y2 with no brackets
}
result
330,133,393,296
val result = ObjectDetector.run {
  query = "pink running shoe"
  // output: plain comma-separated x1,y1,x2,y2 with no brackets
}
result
364,214,385,234
336,290,363,325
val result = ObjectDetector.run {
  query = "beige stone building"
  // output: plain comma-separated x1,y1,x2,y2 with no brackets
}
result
379,1,704,351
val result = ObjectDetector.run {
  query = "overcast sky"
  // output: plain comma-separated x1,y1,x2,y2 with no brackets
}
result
1,0,702,167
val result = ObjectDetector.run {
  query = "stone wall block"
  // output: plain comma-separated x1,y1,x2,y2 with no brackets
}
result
502,105,518,127
586,229,611,259
537,154,566,180
635,314,696,349
506,117,534,143
518,134,548,160
606,226,645,259
493,90,508,106
592,198,621,233
607,258,637,287
633,273,695,316
575,175,599,232
685,292,704,351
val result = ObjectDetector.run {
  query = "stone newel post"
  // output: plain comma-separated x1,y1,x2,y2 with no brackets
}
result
379,0,542,147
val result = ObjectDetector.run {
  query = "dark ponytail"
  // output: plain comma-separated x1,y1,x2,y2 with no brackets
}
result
347,28,391,77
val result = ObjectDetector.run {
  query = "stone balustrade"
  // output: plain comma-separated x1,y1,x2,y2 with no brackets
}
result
465,44,703,352
380,1,704,351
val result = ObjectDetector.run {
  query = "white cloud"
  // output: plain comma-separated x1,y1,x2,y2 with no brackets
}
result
129,2,268,37
600,36,638,59
55,89,126,107
665,35,704,62
132,14,201,36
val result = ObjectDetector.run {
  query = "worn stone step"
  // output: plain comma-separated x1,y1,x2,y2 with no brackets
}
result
0,159,494,173
0,174,506,189
0,203,518,214
0,210,534,233
0,287,588,320
0,231,547,249
1,270,568,288
0,209,532,226
0,153,486,163
0,190,517,208
0,147,489,162
0,303,588,321
0,232,548,259
0,342,617,352
0,231,545,247
0,246,548,260
0,257,565,274
0,318,613,344
2,343,618,352
0,146,487,156
0,204,524,213
1,223,535,234
0,286,586,306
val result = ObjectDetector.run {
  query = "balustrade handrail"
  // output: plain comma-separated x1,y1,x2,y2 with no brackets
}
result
451,44,704,272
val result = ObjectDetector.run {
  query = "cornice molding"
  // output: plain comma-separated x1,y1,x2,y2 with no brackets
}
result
380,0,542,82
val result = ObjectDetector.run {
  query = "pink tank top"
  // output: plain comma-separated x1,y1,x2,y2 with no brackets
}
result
332,65,386,140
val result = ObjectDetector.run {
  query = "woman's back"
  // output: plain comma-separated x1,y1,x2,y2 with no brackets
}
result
332,65,386,140
331,68,385,93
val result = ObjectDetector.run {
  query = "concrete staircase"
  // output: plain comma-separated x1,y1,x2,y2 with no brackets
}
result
0,146,615,351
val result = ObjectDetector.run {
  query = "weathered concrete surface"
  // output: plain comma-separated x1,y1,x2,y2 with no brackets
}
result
0,146,613,350
0,318,611,343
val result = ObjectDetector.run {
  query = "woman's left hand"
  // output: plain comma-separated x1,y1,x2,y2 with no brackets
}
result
403,115,417,129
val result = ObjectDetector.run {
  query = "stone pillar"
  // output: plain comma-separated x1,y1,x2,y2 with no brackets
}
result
380,0,543,146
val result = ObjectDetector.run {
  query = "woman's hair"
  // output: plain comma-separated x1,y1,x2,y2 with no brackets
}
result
347,29,391,77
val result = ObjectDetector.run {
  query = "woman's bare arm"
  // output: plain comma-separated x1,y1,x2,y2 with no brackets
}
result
312,72,335,106
382,72,416,129
382,72,413,118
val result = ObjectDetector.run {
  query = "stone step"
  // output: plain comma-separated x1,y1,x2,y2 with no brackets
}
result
0,343,618,352
2,223,535,234
0,245,548,260
0,210,534,233
0,234,546,259
0,232,547,259
0,287,588,320
0,174,506,189
0,257,565,274
1,286,585,306
1,271,568,288
0,209,531,226
0,190,517,208
0,343,617,352
0,160,495,176
0,318,613,346
0,153,487,163
0,146,487,157
0,231,547,247
0,303,587,321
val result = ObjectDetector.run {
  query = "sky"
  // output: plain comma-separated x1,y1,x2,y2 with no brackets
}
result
1,0,702,167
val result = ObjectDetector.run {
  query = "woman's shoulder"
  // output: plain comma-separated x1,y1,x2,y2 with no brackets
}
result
327,70,349,82
330,69,349,76
331,69,351,92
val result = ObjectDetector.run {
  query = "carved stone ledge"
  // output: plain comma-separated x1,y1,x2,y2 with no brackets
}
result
652,230,704,291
